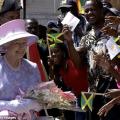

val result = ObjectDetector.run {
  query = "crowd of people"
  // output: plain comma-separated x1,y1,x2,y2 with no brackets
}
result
0,0,120,120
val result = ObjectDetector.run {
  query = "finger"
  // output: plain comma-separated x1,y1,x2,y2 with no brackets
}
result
101,26,110,31
104,93,111,98
62,29,69,35
107,23,114,26
101,30,108,34
62,27,69,33
63,24,71,30
97,109,105,116
101,28,107,32
62,25,71,32
104,109,110,117
105,16,115,20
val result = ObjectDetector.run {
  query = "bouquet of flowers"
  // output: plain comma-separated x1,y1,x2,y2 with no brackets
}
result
24,81,77,109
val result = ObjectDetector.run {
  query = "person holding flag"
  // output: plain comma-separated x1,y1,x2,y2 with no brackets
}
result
62,0,120,120
57,0,88,48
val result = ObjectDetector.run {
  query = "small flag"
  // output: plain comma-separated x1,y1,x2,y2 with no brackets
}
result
47,33,63,47
81,92,94,111
114,37,119,43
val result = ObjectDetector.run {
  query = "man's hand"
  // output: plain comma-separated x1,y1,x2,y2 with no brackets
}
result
105,16,120,25
97,100,114,117
101,25,118,37
105,89,120,98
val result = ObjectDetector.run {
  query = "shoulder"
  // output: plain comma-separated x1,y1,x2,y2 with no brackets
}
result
22,59,41,80
22,59,38,69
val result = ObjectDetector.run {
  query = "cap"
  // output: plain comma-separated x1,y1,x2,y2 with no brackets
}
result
58,0,76,10
47,21,59,33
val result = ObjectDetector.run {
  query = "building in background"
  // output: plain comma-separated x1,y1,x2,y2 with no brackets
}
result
110,0,120,10
25,0,61,26
21,0,120,26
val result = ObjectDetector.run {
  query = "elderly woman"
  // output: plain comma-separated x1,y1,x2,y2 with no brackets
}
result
0,19,42,119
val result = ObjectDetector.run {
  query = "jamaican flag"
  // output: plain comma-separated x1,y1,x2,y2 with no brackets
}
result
114,36,120,47
47,33,63,48
81,92,94,111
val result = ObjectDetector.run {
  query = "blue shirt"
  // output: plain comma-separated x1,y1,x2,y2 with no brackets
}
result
0,56,41,100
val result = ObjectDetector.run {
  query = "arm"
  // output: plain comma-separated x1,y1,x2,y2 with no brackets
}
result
105,89,120,98
97,96,120,117
62,25,84,68
105,16,120,25
101,25,118,37
94,54,120,82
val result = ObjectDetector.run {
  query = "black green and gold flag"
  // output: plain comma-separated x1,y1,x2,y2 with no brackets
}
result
81,92,94,111
47,33,63,47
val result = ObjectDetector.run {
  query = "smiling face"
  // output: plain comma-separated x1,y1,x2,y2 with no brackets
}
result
51,47,63,65
84,0,104,25
5,38,27,60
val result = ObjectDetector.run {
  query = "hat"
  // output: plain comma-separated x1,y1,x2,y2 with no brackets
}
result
101,0,112,8
58,0,76,10
0,19,38,46
0,0,22,15
104,7,120,16
47,21,59,33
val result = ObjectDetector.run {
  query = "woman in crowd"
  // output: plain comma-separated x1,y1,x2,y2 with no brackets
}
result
48,42,88,120
0,19,42,119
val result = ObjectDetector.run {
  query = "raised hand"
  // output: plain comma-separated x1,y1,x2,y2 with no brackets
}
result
105,16,120,25
101,25,118,37
62,25,73,43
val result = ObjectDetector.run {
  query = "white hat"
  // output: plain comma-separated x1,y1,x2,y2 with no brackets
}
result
106,37,120,60
0,19,38,46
